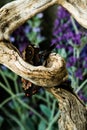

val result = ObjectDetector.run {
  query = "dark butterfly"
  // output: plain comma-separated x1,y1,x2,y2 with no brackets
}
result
21,44,55,97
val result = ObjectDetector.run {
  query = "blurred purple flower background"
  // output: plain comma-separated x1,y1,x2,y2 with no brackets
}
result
10,13,44,53
52,6,87,103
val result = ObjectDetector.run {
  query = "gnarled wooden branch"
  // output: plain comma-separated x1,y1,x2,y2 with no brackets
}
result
0,0,57,41
48,87,87,130
0,0,87,41
0,0,87,130
58,0,87,29
0,0,87,85
0,41,68,87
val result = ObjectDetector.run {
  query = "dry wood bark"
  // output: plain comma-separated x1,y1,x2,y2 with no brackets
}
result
48,87,87,130
0,41,68,87
0,0,87,41
0,0,87,130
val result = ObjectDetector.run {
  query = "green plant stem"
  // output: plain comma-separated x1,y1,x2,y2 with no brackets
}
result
16,98,48,125
0,70,11,90
0,93,24,108
46,91,51,108
76,79,87,93
50,100,57,121
34,94,47,102
70,16,79,34
4,71,15,80
13,74,19,93
0,82,13,95
0,82,47,124
2,107,25,130
46,111,60,130
0,82,23,118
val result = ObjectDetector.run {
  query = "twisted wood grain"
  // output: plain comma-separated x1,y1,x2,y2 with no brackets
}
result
0,41,68,87
48,87,87,130
0,0,87,41
0,0,87,130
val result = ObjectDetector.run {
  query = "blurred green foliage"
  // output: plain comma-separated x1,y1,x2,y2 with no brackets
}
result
0,68,59,130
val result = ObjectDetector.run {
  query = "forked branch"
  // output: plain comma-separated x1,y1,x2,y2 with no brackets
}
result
0,0,87,86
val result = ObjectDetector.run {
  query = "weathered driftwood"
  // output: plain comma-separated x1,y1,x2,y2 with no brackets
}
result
0,0,87,41
48,87,87,130
0,41,68,87
0,0,87,130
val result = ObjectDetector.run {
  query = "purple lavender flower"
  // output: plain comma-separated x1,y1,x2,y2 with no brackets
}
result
56,44,66,49
72,33,81,45
37,13,43,18
51,6,87,103
81,44,87,58
51,6,87,51
84,57,87,68
33,27,41,33
75,69,83,80
57,6,70,19
11,24,30,53
52,6,82,47
24,25,32,33
52,6,87,79
66,56,77,67
11,13,44,52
